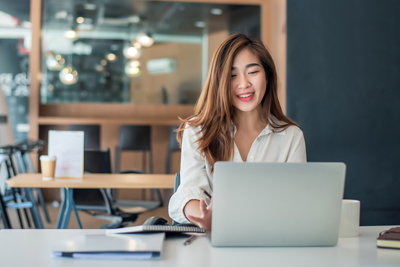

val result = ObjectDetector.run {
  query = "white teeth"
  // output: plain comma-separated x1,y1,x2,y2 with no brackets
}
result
238,93,254,98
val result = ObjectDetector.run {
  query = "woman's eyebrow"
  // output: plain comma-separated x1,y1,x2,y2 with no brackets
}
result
231,63,261,70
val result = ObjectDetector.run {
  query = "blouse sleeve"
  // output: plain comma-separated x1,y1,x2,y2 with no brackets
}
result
168,124,212,224
286,126,307,163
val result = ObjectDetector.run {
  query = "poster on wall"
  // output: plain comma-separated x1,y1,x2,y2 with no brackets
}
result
48,130,84,179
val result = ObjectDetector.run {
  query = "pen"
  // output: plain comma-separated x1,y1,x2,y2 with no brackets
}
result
183,235,197,246
201,189,212,199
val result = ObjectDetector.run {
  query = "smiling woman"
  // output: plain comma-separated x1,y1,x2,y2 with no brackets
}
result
168,33,307,229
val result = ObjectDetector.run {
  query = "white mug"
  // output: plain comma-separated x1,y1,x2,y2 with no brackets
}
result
339,199,360,237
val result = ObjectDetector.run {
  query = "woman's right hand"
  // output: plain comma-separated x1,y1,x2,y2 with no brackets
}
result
184,198,213,231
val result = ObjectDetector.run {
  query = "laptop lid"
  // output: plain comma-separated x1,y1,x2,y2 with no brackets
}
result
210,162,346,247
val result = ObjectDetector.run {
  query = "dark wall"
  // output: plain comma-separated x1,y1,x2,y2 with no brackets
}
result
287,0,400,225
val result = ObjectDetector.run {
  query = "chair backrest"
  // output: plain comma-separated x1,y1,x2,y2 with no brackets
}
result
73,149,111,206
118,125,151,151
168,126,180,151
166,126,180,174
69,124,101,150
83,149,112,174
172,173,180,226
115,125,152,173
174,173,180,193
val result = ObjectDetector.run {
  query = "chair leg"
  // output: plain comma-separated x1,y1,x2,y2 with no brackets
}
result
5,159,25,228
23,207,32,228
13,152,34,227
11,188,25,228
69,190,83,229
36,188,51,223
62,189,82,229
56,188,67,229
61,199,72,229
0,192,12,229
24,188,43,229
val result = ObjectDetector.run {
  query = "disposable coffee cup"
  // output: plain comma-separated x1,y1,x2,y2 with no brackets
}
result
339,199,360,237
40,155,56,181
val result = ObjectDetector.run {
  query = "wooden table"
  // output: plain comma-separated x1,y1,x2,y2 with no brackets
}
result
6,173,175,189
6,173,175,229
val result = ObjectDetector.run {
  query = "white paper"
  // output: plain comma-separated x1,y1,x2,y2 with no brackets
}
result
48,130,84,179
52,233,165,260
51,252,155,260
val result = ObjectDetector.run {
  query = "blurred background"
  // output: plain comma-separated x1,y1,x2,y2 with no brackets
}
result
0,0,399,228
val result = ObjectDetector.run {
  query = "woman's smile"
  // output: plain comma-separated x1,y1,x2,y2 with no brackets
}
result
237,92,255,102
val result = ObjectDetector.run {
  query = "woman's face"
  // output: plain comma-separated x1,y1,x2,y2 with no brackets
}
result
230,48,267,114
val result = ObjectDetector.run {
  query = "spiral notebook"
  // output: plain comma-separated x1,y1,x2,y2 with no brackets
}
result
106,224,206,235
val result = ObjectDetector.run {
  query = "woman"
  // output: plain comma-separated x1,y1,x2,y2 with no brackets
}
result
168,33,306,230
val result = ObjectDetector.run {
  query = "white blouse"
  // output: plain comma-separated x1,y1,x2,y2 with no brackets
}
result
168,121,307,224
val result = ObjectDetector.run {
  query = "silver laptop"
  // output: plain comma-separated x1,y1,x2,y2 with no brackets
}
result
208,162,346,247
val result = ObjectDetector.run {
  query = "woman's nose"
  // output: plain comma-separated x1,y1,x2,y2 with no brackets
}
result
238,75,250,89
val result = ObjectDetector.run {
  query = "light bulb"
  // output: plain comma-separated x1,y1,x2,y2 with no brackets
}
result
137,32,154,47
125,60,141,77
106,53,117,61
131,41,141,49
59,67,78,85
46,52,65,71
65,30,76,39
123,44,142,59
76,17,84,23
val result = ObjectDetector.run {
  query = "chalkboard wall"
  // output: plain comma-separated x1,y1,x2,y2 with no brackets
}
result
287,0,400,225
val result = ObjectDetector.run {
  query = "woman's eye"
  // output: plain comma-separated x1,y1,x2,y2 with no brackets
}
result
249,71,259,75
231,74,237,78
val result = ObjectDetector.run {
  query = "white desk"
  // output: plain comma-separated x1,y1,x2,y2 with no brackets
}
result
0,226,399,266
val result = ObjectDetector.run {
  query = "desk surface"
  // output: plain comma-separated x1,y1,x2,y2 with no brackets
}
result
6,173,175,189
0,226,399,267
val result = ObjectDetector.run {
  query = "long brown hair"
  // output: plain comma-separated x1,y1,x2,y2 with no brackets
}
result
177,33,298,168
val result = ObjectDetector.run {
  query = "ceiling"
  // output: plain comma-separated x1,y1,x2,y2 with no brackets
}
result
0,0,260,37
0,0,30,21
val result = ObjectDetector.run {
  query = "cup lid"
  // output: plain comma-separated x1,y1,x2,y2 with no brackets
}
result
40,155,56,161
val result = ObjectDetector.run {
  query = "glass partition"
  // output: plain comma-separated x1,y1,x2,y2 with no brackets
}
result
0,7,31,142
41,0,260,104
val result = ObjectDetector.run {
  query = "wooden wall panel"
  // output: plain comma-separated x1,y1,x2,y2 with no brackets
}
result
39,104,194,119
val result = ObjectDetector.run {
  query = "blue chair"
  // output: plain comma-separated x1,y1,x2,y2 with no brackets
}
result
0,154,11,229
0,191,12,229
172,173,180,226
166,126,181,174
0,145,44,229
14,140,51,224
